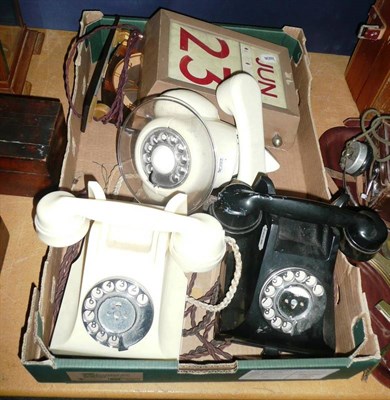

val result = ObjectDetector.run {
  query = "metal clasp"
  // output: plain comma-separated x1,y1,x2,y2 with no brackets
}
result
358,24,383,40
357,6,386,41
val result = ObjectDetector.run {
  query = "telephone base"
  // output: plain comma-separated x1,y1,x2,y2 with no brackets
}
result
215,203,339,357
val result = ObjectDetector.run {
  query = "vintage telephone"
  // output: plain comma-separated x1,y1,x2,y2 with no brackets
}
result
339,111,390,222
34,181,227,359
117,72,280,213
210,177,387,355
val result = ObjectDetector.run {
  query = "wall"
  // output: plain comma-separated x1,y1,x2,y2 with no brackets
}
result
19,0,373,55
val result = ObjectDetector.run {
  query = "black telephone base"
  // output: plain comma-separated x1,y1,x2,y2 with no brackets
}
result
213,179,339,357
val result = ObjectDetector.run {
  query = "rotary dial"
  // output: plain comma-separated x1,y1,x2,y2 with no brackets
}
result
140,127,191,188
259,268,326,335
82,278,153,350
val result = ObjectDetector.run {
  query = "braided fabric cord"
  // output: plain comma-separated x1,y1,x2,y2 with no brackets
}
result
186,236,242,312
180,237,240,361
52,241,83,330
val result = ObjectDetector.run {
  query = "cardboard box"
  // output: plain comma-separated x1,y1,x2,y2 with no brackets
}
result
139,9,300,150
21,11,380,383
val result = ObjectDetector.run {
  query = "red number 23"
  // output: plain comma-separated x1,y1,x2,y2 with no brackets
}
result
179,27,231,86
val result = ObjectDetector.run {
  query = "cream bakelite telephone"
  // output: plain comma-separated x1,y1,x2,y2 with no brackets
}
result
118,72,280,212
34,73,277,359
35,181,226,359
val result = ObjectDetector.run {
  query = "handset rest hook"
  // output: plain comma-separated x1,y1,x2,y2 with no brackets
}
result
217,184,388,261
34,188,227,272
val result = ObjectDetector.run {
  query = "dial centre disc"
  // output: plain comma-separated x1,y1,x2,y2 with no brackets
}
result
98,295,136,334
150,145,176,174
141,127,190,188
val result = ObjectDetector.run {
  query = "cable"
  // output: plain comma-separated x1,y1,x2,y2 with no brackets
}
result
353,109,390,163
186,236,242,312
64,23,142,126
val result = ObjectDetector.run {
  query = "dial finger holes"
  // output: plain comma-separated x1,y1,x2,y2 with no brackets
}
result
295,270,307,282
115,279,128,291
84,297,96,310
282,270,294,282
259,267,326,336
282,321,293,334
128,284,140,297
264,285,276,297
91,287,104,299
261,297,273,309
306,275,317,287
82,278,154,350
272,276,283,287
313,284,325,297
102,280,115,293
263,308,275,320
83,310,95,323
271,317,282,329
140,127,190,188
87,321,99,334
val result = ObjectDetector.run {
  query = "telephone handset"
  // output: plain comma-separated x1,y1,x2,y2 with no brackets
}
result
215,183,387,261
35,181,226,359
118,72,280,213
211,179,387,355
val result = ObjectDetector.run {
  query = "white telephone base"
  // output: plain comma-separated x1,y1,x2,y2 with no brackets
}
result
50,194,190,359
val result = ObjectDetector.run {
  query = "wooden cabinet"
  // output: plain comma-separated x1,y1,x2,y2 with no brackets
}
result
345,0,390,113
0,94,68,197
0,0,44,94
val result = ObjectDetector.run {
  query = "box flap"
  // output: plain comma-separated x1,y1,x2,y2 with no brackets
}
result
86,14,302,64
334,253,380,359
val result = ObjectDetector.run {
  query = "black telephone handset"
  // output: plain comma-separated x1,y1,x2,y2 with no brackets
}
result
210,177,387,356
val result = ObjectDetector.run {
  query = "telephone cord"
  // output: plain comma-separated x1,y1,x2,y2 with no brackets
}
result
64,23,142,126
186,236,242,312
355,109,390,163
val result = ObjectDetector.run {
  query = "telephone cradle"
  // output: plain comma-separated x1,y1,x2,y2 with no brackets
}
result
35,181,226,359
210,176,387,356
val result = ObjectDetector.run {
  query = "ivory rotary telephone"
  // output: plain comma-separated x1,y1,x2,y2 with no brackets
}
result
35,181,227,359
117,72,279,212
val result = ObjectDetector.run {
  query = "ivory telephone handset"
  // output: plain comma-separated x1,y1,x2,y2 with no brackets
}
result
34,181,226,359
118,72,280,213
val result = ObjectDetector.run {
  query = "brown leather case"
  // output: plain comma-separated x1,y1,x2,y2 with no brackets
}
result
319,117,389,224
319,118,363,203
345,0,390,113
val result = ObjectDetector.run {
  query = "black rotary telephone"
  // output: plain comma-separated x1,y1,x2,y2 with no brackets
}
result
209,176,387,356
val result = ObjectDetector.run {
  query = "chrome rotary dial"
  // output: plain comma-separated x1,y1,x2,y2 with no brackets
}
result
140,127,190,188
259,268,326,335
82,278,153,350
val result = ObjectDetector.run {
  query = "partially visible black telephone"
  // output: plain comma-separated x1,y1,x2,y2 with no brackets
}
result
210,176,387,356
